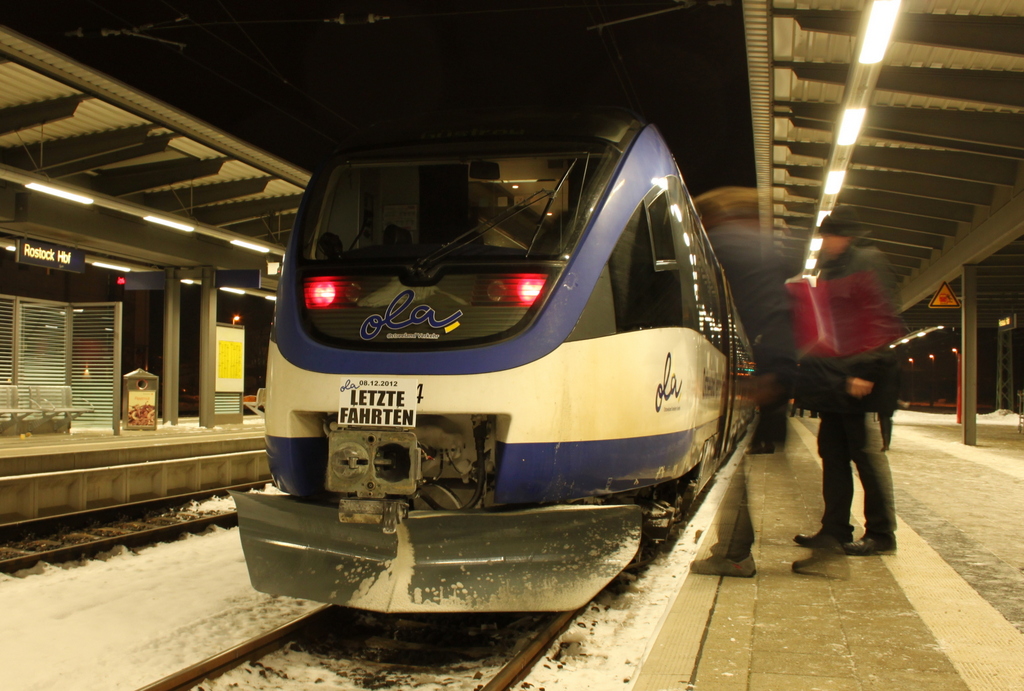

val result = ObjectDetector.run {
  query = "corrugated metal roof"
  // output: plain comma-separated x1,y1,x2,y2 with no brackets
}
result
747,0,1024,328
0,24,309,276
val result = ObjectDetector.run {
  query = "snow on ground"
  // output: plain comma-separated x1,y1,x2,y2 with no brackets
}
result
897,409,1021,427
0,411,1016,691
0,462,737,691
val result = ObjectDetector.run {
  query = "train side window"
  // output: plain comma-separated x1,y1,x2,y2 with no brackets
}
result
608,200,684,332
685,205,726,351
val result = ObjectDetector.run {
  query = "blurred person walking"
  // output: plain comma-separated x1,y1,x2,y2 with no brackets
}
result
791,207,904,558
689,187,797,577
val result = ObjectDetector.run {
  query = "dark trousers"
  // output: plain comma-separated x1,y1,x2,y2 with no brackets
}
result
879,413,893,450
709,457,755,561
817,411,896,542
753,398,788,445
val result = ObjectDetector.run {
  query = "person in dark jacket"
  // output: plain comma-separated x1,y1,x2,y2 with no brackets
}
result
688,187,798,578
696,187,798,452
792,206,904,557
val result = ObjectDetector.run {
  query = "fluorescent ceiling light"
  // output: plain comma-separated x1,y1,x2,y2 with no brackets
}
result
230,239,271,253
91,261,132,272
816,210,831,226
810,237,823,251
824,170,846,195
180,279,195,285
144,215,195,232
3,245,14,252
859,0,902,64
264,294,277,301
25,182,94,205
837,108,867,145
804,257,817,270
220,287,246,295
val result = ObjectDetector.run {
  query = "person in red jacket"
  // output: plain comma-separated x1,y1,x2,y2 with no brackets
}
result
792,206,904,558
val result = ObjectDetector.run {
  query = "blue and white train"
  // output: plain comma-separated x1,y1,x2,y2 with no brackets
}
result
233,109,756,613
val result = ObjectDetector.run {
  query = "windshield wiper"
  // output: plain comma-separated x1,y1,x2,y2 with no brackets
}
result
411,188,552,278
526,159,577,257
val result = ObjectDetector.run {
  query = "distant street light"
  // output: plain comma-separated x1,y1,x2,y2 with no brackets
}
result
929,354,935,407
953,348,962,423
908,357,915,404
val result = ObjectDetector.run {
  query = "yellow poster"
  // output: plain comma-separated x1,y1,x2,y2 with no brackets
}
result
218,340,244,379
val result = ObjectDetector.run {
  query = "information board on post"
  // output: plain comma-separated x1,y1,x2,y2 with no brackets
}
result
216,324,245,393
337,377,419,428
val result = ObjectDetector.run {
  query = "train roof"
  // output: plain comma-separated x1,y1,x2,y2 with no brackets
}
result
333,107,646,158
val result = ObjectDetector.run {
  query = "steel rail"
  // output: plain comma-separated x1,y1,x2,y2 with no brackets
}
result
135,605,335,691
0,511,238,574
482,607,583,691
0,481,266,573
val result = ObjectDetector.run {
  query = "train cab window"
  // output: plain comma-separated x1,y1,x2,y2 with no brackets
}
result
608,198,684,332
648,193,676,268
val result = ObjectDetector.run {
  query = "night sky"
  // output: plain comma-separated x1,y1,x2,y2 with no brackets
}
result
3,1,755,195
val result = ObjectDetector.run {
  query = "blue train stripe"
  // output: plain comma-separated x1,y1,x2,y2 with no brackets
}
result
274,124,679,376
266,435,328,497
267,426,700,503
494,427,696,504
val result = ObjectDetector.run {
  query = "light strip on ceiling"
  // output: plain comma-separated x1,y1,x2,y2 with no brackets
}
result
859,0,903,64
230,239,271,253
219,287,246,294
837,108,867,146
25,182,94,205
90,260,132,272
0,163,286,256
824,170,846,195
144,215,195,232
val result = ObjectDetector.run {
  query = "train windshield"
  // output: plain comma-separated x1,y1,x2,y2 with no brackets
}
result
301,148,618,264
295,133,627,348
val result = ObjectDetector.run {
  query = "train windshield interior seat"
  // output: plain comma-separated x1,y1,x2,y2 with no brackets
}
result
304,152,610,265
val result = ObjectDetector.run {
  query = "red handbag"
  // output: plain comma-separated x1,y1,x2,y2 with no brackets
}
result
787,272,904,358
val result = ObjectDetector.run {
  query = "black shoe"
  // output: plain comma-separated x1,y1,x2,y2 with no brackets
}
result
747,442,775,455
842,536,897,556
691,554,756,578
794,532,845,549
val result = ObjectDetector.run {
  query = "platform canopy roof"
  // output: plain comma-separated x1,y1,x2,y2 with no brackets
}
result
743,0,1024,329
0,25,310,292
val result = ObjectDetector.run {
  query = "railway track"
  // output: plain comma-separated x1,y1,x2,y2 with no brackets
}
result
136,604,583,691
0,482,265,573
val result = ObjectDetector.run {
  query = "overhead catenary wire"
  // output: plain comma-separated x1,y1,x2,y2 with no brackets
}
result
154,0,359,132
586,0,645,116
76,0,355,142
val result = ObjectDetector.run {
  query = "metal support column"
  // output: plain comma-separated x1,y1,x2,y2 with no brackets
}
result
962,265,977,446
199,267,217,429
162,268,180,425
996,329,1013,411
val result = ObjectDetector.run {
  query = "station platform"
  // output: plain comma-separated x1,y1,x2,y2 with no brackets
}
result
635,413,1024,691
0,417,265,477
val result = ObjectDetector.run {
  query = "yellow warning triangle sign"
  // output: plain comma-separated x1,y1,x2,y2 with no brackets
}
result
929,281,961,308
